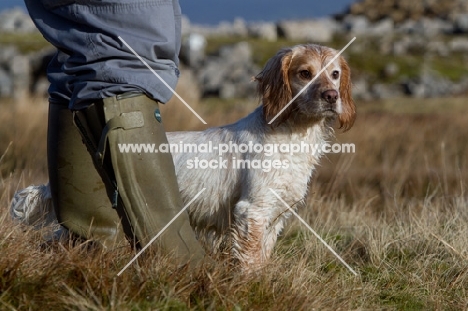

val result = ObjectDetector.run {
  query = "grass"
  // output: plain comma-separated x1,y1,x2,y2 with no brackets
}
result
358,97,468,114
0,31,50,54
1,87,468,309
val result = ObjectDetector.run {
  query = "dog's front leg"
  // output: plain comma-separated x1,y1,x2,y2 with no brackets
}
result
230,200,271,270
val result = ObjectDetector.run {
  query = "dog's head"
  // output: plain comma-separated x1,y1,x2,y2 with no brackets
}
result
255,44,356,130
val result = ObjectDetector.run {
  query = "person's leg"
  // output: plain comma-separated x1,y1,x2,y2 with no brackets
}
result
26,0,207,266
48,102,125,247
24,0,127,246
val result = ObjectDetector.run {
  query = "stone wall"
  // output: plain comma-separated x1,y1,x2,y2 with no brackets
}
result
345,0,468,23
1,3,468,100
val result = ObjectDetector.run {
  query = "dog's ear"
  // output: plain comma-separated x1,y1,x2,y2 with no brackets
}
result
338,56,356,131
255,48,293,126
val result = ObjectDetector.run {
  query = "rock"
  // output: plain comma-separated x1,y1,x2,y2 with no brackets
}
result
382,63,399,78
345,0,468,24
427,41,450,56
395,19,417,33
342,16,393,36
403,73,454,98
184,18,248,38
371,83,405,99
0,68,13,97
219,41,251,63
414,18,453,35
232,18,249,37
0,8,36,32
198,42,260,98
0,46,17,63
392,37,412,55
370,18,394,35
29,48,54,95
379,38,395,55
12,55,30,99
403,80,426,98
449,38,468,53
247,22,277,41
397,18,453,35
342,15,370,35
32,76,49,97
220,83,236,99
180,33,207,68
277,18,337,42
217,18,248,37
453,13,468,33
351,78,372,101
198,57,226,96
0,45,33,98
392,36,426,55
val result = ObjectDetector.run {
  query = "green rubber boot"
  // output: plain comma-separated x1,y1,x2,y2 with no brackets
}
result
75,93,206,267
48,103,125,248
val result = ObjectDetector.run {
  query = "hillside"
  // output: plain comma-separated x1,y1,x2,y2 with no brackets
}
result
345,0,468,22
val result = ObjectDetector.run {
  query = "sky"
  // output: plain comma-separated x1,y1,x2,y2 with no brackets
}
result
1,0,357,24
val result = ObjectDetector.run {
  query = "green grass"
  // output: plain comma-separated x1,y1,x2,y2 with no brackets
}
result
430,54,468,81
0,31,51,53
347,52,422,82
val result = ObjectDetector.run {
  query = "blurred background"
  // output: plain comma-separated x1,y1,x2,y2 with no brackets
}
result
1,0,468,104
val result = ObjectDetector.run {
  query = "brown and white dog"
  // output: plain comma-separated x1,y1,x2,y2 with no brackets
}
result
169,44,355,267
12,44,355,269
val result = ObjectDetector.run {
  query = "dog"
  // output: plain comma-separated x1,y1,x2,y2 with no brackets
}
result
11,44,355,269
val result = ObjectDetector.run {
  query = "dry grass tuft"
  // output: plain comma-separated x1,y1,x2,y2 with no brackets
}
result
1,92,467,309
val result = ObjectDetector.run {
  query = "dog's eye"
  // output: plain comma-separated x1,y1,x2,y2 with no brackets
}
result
300,70,311,79
332,70,340,79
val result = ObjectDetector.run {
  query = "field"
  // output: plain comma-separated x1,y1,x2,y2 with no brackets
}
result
1,85,468,310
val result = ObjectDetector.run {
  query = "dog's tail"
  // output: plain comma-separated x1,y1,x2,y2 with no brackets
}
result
10,183,67,239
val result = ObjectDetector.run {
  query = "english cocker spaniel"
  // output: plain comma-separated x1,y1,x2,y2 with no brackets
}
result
169,43,355,267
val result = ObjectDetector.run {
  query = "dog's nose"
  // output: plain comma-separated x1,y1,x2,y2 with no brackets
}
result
321,90,339,104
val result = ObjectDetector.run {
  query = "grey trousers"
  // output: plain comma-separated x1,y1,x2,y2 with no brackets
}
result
25,0,182,109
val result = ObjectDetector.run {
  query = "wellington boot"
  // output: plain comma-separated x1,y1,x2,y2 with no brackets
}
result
96,93,206,267
48,103,125,248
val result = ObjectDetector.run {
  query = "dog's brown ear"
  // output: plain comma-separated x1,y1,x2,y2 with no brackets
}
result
338,56,356,131
255,48,293,126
